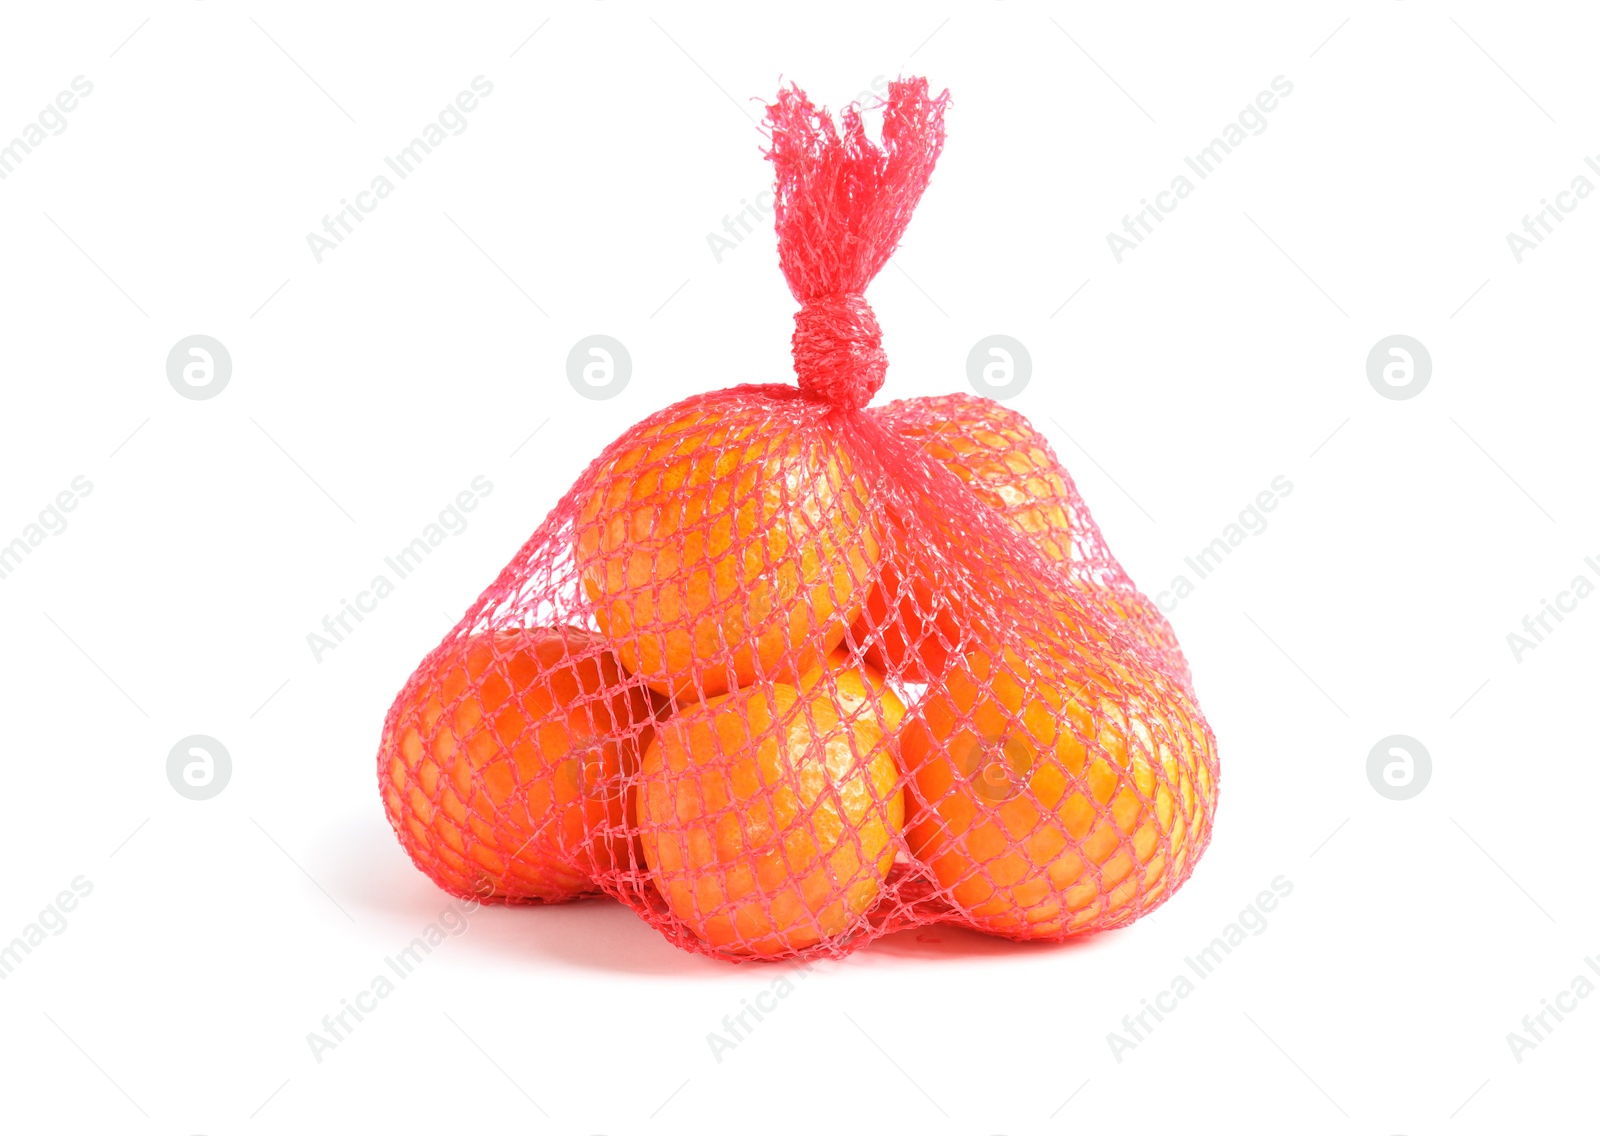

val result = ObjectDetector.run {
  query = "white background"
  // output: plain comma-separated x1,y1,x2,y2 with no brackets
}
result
1,2,1595,1133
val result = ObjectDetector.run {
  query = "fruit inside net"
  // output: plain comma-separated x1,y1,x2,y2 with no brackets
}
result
378,77,1219,962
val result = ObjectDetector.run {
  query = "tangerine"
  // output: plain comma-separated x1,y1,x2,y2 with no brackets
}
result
859,393,1187,685
636,675,903,955
796,646,907,735
380,628,660,902
901,639,1216,938
575,392,878,702
878,393,1074,558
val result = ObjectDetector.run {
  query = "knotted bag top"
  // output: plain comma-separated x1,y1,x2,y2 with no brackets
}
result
765,78,950,410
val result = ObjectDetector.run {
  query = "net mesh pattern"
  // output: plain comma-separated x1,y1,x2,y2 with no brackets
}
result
377,78,1218,962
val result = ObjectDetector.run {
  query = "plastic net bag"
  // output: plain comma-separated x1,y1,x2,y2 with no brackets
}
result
378,77,1219,961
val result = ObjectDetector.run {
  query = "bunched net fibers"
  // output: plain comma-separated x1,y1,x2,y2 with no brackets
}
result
377,78,1219,962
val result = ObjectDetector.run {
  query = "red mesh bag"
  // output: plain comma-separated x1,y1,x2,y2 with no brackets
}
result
377,78,1219,961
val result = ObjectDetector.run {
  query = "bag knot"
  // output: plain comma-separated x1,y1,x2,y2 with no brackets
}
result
792,292,885,409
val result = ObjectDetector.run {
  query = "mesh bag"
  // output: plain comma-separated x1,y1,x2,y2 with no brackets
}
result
378,78,1219,961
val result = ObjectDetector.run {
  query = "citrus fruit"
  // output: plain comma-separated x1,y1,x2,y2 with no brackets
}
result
876,393,1074,559
796,646,907,735
380,627,661,903
844,517,950,685
901,638,1216,938
574,391,878,702
851,395,1070,682
636,675,904,955
859,393,1188,686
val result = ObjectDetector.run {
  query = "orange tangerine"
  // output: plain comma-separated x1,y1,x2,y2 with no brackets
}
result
901,639,1216,938
796,646,907,735
380,628,660,902
877,393,1074,559
575,393,878,702
859,393,1188,686
636,675,903,955
852,395,1071,683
